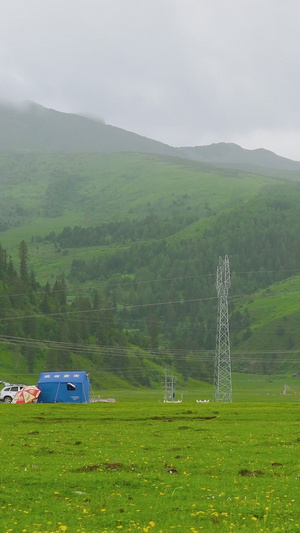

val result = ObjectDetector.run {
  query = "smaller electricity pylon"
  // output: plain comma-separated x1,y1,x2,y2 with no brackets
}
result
213,255,232,402
163,368,182,402
164,368,176,402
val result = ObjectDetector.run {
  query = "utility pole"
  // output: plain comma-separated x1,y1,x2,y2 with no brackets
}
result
214,255,232,402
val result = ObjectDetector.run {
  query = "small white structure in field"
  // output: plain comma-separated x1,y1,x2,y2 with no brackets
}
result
163,369,182,403
283,384,297,395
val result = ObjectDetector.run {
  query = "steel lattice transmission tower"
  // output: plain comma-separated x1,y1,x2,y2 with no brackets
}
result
163,368,176,402
213,255,232,402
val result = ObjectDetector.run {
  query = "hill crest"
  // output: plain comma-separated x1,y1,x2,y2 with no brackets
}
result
1,102,300,176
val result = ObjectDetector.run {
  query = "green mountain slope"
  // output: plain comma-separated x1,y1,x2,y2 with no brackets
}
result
179,142,300,178
231,276,300,375
1,104,300,388
9,181,298,382
1,102,300,179
0,151,278,249
0,101,178,156
41,181,300,378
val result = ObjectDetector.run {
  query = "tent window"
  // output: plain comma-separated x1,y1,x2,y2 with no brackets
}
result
67,383,76,391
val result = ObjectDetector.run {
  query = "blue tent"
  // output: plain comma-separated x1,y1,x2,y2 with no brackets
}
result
37,371,90,403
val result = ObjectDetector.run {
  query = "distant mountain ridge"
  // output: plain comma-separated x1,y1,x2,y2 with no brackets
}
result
178,143,300,176
1,101,300,176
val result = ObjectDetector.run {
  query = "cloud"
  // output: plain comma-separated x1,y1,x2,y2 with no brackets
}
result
1,0,300,159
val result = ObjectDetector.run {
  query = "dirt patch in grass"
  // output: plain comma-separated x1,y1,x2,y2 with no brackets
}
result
150,415,217,422
239,468,264,477
74,464,102,472
104,461,124,470
74,461,125,472
34,417,87,422
151,416,174,422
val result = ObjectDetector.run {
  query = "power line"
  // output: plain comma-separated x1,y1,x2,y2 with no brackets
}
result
1,267,300,302
0,334,299,362
2,285,300,322
0,296,218,322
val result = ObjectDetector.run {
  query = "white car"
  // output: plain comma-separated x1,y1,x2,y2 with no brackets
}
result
0,384,26,403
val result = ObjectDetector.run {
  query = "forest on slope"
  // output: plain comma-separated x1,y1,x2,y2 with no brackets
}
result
0,180,298,386
37,181,300,379
0,241,163,389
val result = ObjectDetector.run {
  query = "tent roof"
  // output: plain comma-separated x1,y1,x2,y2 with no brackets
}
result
38,371,89,383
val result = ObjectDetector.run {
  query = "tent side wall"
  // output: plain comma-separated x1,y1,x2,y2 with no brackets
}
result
37,382,59,403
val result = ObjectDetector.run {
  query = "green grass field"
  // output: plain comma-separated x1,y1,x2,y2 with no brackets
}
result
1,397,299,533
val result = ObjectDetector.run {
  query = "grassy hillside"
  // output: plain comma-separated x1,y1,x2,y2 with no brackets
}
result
2,102,300,180
0,151,281,268
230,275,300,374
1,148,300,387
179,142,300,178
0,101,178,155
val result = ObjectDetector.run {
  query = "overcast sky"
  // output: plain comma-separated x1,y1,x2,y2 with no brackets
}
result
1,0,300,160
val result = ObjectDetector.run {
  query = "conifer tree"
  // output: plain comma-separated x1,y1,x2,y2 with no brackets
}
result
19,240,28,281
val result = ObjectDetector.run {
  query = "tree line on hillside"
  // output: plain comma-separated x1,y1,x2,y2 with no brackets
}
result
34,214,198,247
0,241,151,384
0,240,214,385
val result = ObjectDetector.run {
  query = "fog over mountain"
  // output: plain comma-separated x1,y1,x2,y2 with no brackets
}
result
2,1,300,161
0,101,178,156
1,101,300,178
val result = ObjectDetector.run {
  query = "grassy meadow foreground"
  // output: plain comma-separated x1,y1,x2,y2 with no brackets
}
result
0,399,299,533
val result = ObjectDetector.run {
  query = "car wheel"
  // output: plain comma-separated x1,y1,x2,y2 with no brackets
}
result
4,396,12,403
